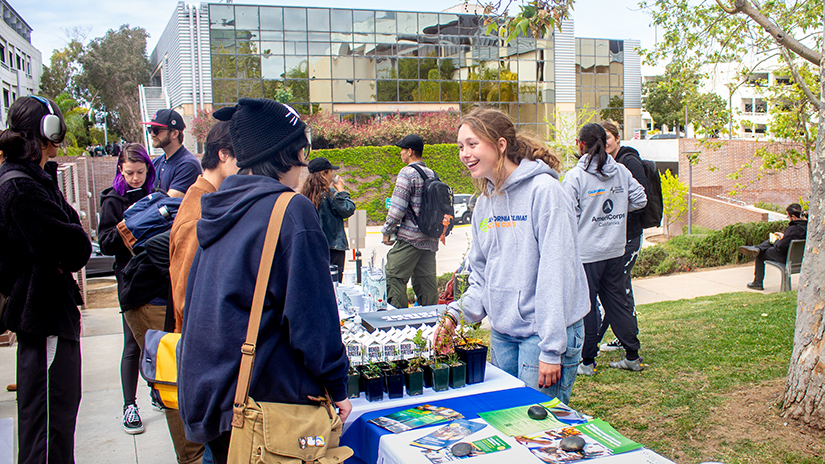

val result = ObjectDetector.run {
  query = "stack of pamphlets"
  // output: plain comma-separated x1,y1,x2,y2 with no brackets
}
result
368,405,463,433
514,419,642,463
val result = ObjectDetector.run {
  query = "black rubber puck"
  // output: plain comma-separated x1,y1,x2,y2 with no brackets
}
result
559,435,586,452
451,442,473,457
527,405,548,420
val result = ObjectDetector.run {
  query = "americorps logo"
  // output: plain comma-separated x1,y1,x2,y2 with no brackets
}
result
602,199,614,214
478,215,528,232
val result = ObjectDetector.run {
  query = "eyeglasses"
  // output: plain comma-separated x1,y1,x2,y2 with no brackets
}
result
149,126,169,136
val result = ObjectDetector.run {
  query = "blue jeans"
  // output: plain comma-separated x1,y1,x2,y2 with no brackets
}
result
490,320,584,405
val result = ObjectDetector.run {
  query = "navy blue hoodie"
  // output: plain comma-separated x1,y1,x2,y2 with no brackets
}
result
178,174,348,444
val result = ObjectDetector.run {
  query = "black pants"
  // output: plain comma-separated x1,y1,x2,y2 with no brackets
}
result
753,239,785,285
330,249,346,283
207,431,232,464
16,332,82,464
582,256,640,364
121,315,141,406
598,235,642,342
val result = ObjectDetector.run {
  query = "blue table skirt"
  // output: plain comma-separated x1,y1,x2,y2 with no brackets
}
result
341,386,553,464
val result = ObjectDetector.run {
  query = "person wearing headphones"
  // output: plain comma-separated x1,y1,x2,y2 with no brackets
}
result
0,96,92,463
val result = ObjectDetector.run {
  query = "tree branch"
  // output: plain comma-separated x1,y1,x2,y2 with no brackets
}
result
716,0,822,65
779,47,823,108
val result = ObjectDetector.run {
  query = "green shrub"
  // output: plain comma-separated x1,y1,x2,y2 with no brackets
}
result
311,144,474,224
634,220,788,278
754,201,785,213
404,272,454,306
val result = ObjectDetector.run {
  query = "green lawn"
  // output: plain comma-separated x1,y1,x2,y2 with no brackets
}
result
479,291,823,463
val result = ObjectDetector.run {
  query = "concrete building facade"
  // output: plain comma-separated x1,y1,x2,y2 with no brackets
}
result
0,0,42,125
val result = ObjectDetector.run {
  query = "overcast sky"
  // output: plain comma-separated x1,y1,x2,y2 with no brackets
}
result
15,0,658,65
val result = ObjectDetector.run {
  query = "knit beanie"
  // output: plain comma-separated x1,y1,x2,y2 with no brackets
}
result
212,98,307,169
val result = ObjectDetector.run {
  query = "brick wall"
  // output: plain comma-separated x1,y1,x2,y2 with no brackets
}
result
677,139,811,206
666,194,769,236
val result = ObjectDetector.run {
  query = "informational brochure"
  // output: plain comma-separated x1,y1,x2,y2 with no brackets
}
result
477,404,567,436
368,405,463,433
420,435,511,463
539,399,591,425
515,419,642,463
410,419,487,450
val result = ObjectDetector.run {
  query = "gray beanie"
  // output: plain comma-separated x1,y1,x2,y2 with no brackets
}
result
213,98,307,169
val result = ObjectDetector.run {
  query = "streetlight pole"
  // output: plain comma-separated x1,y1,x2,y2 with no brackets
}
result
682,150,701,235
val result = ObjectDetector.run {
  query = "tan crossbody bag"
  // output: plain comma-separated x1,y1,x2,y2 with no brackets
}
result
227,192,353,463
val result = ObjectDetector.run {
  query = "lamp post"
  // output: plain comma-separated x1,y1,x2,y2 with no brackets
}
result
682,150,701,235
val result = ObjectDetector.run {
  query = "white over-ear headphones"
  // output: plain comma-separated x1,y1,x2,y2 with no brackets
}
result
29,95,63,143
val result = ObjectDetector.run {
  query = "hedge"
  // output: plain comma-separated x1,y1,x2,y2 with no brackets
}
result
633,220,789,278
310,144,475,223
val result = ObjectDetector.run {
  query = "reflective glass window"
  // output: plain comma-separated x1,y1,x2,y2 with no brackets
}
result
235,6,259,30
331,33,352,43
397,13,417,35
261,55,285,80
399,80,419,101
398,58,418,79
353,56,375,79
239,79,262,98
419,13,438,35
355,79,376,102
331,56,354,79
212,55,236,78
419,80,439,101
439,14,459,35
284,8,306,31
285,79,309,101
236,55,261,79
580,39,594,56
284,31,307,42
210,5,234,29
308,32,331,42
331,10,353,33
441,81,459,101
212,79,237,103
309,42,332,55
377,80,397,101
259,7,283,30
261,41,284,55
332,79,355,102
308,56,331,78
376,57,396,78
375,11,396,34
210,30,234,54
307,9,330,31
285,57,309,78
353,11,374,34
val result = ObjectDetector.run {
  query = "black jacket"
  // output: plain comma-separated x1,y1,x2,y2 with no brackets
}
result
0,159,91,339
118,230,170,312
318,187,356,251
615,146,649,240
98,187,145,288
774,219,808,256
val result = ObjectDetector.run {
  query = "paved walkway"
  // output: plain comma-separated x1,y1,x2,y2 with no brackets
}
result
0,227,799,463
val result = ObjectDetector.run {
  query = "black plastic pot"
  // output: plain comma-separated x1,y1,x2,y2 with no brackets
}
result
427,363,450,392
449,361,466,389
363,373,384,402
405,368,424,396
456,345,488,385
385,370,404,399
347,370,361,399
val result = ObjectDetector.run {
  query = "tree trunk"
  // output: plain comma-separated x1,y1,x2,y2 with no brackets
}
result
782,7,825,429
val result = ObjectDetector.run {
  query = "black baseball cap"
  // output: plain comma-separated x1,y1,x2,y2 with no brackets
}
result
307,157,340,173
141,109,186,130
395,134,424,153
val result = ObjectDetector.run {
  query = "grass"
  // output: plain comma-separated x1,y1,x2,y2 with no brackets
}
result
477,291,816,464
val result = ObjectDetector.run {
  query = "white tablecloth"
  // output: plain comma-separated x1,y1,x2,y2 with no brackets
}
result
344,363,524,433
377,418,676,464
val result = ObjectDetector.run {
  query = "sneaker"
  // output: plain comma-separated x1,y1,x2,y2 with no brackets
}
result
600,338,623,352
747,282,764,290
122,404,144,435
576,362,596,376
738,246,760,258
608,357,644,372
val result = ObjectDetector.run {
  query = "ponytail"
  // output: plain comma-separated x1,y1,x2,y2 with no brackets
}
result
578,123,608,176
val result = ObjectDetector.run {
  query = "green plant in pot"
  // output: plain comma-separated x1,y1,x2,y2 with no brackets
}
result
360,359,385,402
382,348,404,399
453,313,489,385
426,322,452,392
445,351,466,389
347,366,361,399
405,330,428,396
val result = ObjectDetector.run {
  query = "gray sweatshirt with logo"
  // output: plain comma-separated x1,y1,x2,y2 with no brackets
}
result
562,154,647,264
447,159,590,365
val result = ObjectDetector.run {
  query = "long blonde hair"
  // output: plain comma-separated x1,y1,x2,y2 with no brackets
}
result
300,170,331,208
458,108,560,195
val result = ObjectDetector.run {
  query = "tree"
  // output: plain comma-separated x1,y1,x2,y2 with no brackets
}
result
191,109,217,144
78,25,151,143
659,169,689,238
641,0,824,428
39,40,84,100
600,94,624,127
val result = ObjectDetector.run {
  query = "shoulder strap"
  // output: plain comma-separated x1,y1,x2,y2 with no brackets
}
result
231,191,297,428
409,162,438,181
0,170,33,187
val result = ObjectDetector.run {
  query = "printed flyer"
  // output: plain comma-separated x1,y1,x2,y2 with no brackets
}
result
368,405,463,433
515,419,642,463
478,404,567,436
410,419,487,450
420,435,511,463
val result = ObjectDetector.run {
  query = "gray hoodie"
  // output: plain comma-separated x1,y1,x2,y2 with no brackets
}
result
562,154,647,264
448,159,590,365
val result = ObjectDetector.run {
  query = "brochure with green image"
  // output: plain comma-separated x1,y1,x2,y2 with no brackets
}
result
515,419,642,463
420,435,511,463
478,403,567,436
368,405,463,433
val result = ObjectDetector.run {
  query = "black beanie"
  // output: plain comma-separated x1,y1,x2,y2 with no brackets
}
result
213,98,307,169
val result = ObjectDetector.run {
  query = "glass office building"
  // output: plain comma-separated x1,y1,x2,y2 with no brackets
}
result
148,2,642,143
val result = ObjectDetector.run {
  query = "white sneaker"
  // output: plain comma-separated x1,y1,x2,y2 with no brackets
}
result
577,362,596,376
599,338,623,352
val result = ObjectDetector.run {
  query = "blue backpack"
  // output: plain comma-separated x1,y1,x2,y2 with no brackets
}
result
116,192,182,253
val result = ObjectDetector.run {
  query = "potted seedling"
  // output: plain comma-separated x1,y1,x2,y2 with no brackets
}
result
454,314,489,385
347,366,361,399
425,322,452,392
360,361,385,402
446,351,466,389
382,348,404,399
404,329,428,396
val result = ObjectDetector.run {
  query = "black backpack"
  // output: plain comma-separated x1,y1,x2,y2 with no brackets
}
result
618,151,663,229
408,163,455,239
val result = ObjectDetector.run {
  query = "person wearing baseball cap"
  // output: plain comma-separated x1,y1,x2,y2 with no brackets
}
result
178,99,352,461
381,134,440,308
301,157,356,281
141,109,201,197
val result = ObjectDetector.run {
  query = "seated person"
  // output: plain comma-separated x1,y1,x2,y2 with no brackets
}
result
738,203,807,290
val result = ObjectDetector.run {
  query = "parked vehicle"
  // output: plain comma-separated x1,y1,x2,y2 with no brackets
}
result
86,242,116,277
454,194,473,225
